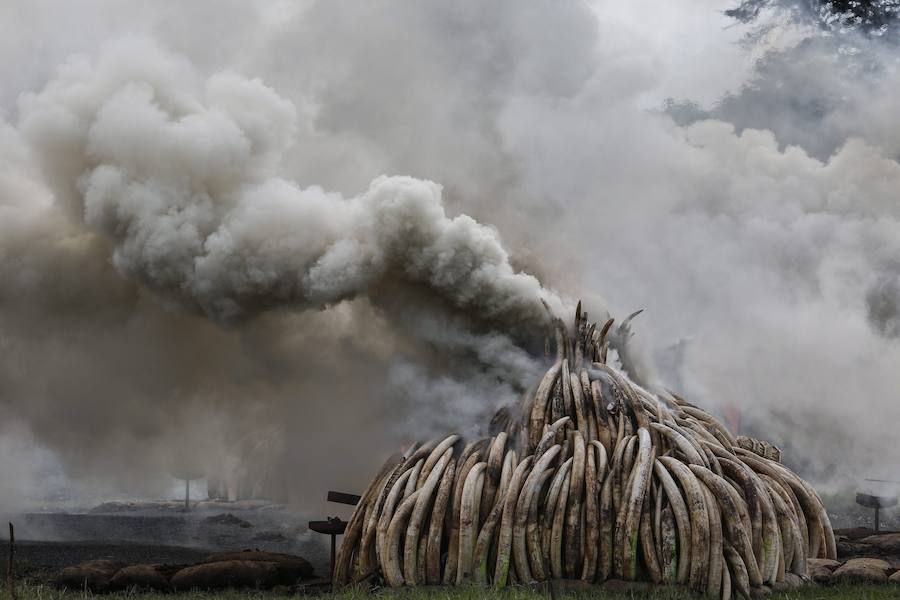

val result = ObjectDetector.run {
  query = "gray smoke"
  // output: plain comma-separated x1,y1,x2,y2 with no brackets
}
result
2,0,900,513
0,28,573,512
16,38,563,328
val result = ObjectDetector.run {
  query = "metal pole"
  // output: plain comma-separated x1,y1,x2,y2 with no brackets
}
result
185,479,190,511
875,506,880,532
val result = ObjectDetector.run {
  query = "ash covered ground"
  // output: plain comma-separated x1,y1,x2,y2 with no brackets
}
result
2,501,331,582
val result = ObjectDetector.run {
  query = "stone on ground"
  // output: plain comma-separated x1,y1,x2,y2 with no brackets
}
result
171,551,313,590
108,564,173,591
55,559,128,592
861,533,900,554
831,557,892,583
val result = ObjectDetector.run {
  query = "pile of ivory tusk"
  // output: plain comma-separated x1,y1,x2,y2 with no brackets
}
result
334,304,836,598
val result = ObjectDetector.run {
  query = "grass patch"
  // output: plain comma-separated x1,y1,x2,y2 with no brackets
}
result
4,582,899,600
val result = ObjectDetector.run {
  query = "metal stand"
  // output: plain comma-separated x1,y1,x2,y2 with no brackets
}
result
856,492,896,532
309,490,359,577
308,517,347,576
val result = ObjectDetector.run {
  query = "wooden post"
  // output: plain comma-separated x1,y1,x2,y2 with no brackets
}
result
330,533,336,578
185,479,190,511
6,523,16,600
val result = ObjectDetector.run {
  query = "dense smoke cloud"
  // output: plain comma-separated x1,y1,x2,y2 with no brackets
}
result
16,38,563,328
2,0,899,514
0,34,566,511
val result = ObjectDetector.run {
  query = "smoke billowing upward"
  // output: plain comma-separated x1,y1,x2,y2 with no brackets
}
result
0,34,569,511
2,0,900,512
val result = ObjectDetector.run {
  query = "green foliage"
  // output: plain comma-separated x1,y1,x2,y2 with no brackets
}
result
726,1,900,35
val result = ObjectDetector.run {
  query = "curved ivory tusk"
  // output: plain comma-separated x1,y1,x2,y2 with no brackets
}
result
564,431,586,578
417,434,461,488
723,542,751,600
652,458,692,584
383,488,422,587
570,371,589,440
526,471,555,580
550,458,571,580
659,501,679,584
333,453,401,587
404,449,453,585
534,416,571,462
513,445,561,583
689,464,762,588
581,443,600,582
481,432,508,525
472,486,508,585
650,422,705,466
443,445,486,584
456,462,487,584
529,361,563,452
543,457,573,564
425,456,457,584
721,552,732,600
639,486,663,584
699,478,723,598
622,428,654,581
493,456,533,588
590,439,609,483
377,468,415,568
659,456,709,592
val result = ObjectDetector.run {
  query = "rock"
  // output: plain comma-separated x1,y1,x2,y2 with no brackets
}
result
889,570,900,583
172,560,278,590
171,553,313,591
836,538,858,557
831,557,891,583
252,531,288,542
108,564,172,591
808,558,842,571
201,550,312,574
809,564,834,584
861,532,900,554
782,573,804,588
55,559,128,591
204,513,253,528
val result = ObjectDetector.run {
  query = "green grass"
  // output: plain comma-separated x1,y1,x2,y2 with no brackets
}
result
4,582,899,600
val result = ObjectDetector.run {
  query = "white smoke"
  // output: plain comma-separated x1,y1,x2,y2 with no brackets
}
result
17,39,564,329
2,0,899,509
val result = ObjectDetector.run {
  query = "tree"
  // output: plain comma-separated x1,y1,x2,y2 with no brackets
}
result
726,1,900,35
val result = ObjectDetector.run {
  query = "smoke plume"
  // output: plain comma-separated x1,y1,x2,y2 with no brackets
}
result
2,0,900,513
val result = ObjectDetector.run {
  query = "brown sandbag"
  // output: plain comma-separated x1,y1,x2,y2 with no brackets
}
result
55,559,128,592
200,550,311,569
108,564,174,591
831,558,891,584
172,555,312,590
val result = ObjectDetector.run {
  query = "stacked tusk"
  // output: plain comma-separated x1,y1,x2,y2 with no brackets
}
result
334,305,834,597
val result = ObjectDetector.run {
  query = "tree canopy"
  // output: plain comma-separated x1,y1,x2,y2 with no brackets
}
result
727,1,900,35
